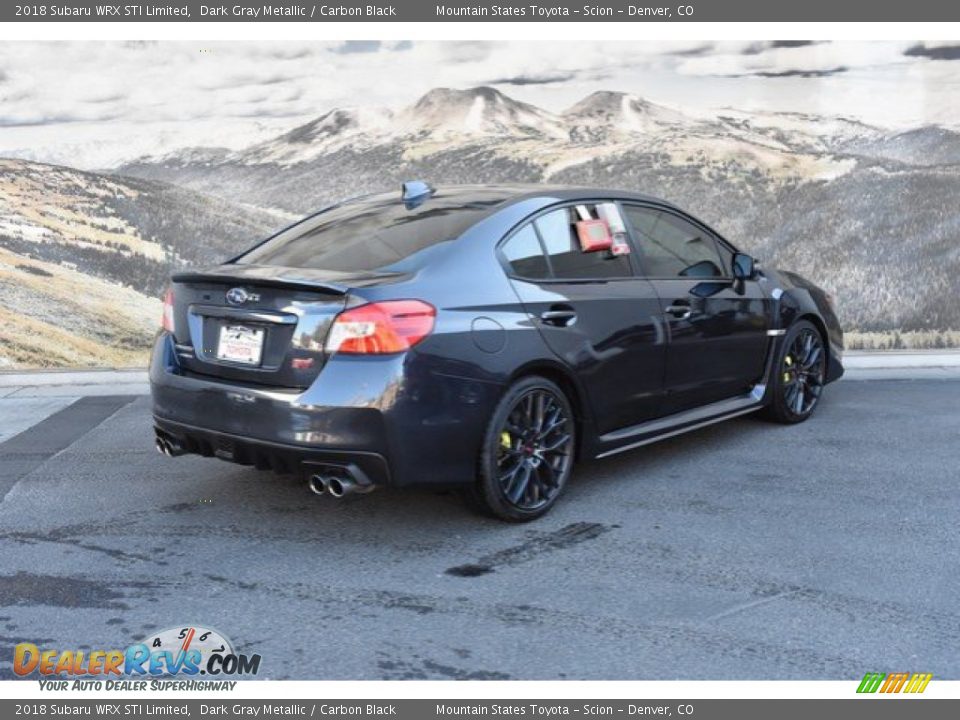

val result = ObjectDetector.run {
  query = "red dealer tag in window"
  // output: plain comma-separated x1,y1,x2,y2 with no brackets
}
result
576,219,613,252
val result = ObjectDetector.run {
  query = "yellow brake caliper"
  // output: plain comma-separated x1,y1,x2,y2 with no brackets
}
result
501,431,512,450
783,355,793,383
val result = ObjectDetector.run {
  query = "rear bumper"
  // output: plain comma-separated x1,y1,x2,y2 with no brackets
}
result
149,332,504,486
150,332,394,483
153,417,390,484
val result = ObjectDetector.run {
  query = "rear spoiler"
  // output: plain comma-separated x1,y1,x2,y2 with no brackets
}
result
171,266,349,295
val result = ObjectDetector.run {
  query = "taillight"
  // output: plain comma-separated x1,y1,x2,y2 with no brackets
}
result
161,288,175,333
325,300,436,355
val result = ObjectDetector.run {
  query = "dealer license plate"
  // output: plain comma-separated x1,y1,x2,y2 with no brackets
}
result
216,324,265,365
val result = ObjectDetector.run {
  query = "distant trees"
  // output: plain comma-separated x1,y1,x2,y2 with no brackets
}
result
845,330,960,350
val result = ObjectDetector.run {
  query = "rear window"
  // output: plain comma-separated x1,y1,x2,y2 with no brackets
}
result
236,189,508,273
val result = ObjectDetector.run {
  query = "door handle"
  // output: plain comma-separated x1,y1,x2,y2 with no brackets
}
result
540,308,577,327
666,303,692,320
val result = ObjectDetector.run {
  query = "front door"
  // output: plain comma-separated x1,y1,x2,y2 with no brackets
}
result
621,204,770,415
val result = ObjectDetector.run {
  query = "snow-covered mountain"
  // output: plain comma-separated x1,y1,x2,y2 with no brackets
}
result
121,85,865,198
221,86,570,169
133,85,910,183
238,107,396,166
564,91,696,143
397,86,569,140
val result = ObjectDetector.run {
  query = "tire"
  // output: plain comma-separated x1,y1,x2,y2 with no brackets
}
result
466,376,576,522
761,319,827,424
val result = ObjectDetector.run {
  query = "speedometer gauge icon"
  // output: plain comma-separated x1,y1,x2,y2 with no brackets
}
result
141,625,234,674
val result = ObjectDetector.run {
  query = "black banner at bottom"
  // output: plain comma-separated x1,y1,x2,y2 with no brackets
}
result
1,699,957,720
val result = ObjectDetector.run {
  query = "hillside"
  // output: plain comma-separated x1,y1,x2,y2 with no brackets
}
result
0,159,282,367
116,86,960,334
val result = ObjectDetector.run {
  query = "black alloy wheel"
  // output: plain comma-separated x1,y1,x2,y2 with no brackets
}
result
470,376,576,521
762,320,826,424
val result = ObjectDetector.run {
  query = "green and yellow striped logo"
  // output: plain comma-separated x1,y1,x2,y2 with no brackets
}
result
857,672,932,694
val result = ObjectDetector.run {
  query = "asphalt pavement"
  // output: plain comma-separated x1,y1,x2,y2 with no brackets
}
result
0,376,957,680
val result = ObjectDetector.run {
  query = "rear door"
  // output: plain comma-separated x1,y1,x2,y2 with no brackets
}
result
501,203,666,434
622,204,770,414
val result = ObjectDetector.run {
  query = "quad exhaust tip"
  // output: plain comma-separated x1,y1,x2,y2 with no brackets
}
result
307,470,375,498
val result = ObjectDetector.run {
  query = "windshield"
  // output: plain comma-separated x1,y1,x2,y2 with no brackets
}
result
236,188,512,273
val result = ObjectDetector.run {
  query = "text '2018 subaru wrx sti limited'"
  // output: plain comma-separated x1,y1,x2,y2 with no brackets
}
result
151,182,843,521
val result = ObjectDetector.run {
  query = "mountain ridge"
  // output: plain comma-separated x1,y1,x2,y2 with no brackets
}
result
0,158,282,367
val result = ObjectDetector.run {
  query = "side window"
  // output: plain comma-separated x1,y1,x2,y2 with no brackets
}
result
534,206,633,280
501,223,550,279
624,206,725,278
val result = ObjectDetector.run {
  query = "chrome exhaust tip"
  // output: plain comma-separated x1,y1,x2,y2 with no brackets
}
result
304,464,376,499
327,476,375,498
307,474,328,496
154,432,184,457
326,477,348,498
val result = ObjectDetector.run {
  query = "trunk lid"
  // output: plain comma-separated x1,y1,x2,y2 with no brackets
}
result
167,264,392,389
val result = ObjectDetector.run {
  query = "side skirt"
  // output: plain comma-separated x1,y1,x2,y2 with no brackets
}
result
594,394,763,459
593,322,785,461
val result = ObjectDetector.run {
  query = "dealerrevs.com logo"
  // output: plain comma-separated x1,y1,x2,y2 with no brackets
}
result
14,625,261,682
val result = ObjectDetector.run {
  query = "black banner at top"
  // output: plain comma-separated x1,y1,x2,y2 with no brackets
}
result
4,0,960,22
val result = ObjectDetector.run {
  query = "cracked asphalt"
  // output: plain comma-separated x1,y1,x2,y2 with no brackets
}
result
0,379,957,680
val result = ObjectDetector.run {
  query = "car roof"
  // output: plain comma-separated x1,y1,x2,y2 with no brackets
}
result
343,183,677,216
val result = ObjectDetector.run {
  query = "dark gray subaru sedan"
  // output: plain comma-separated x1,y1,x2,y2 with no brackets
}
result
151,182,843,521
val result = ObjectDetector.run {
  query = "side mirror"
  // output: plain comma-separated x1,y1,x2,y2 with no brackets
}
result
732,252,755,280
